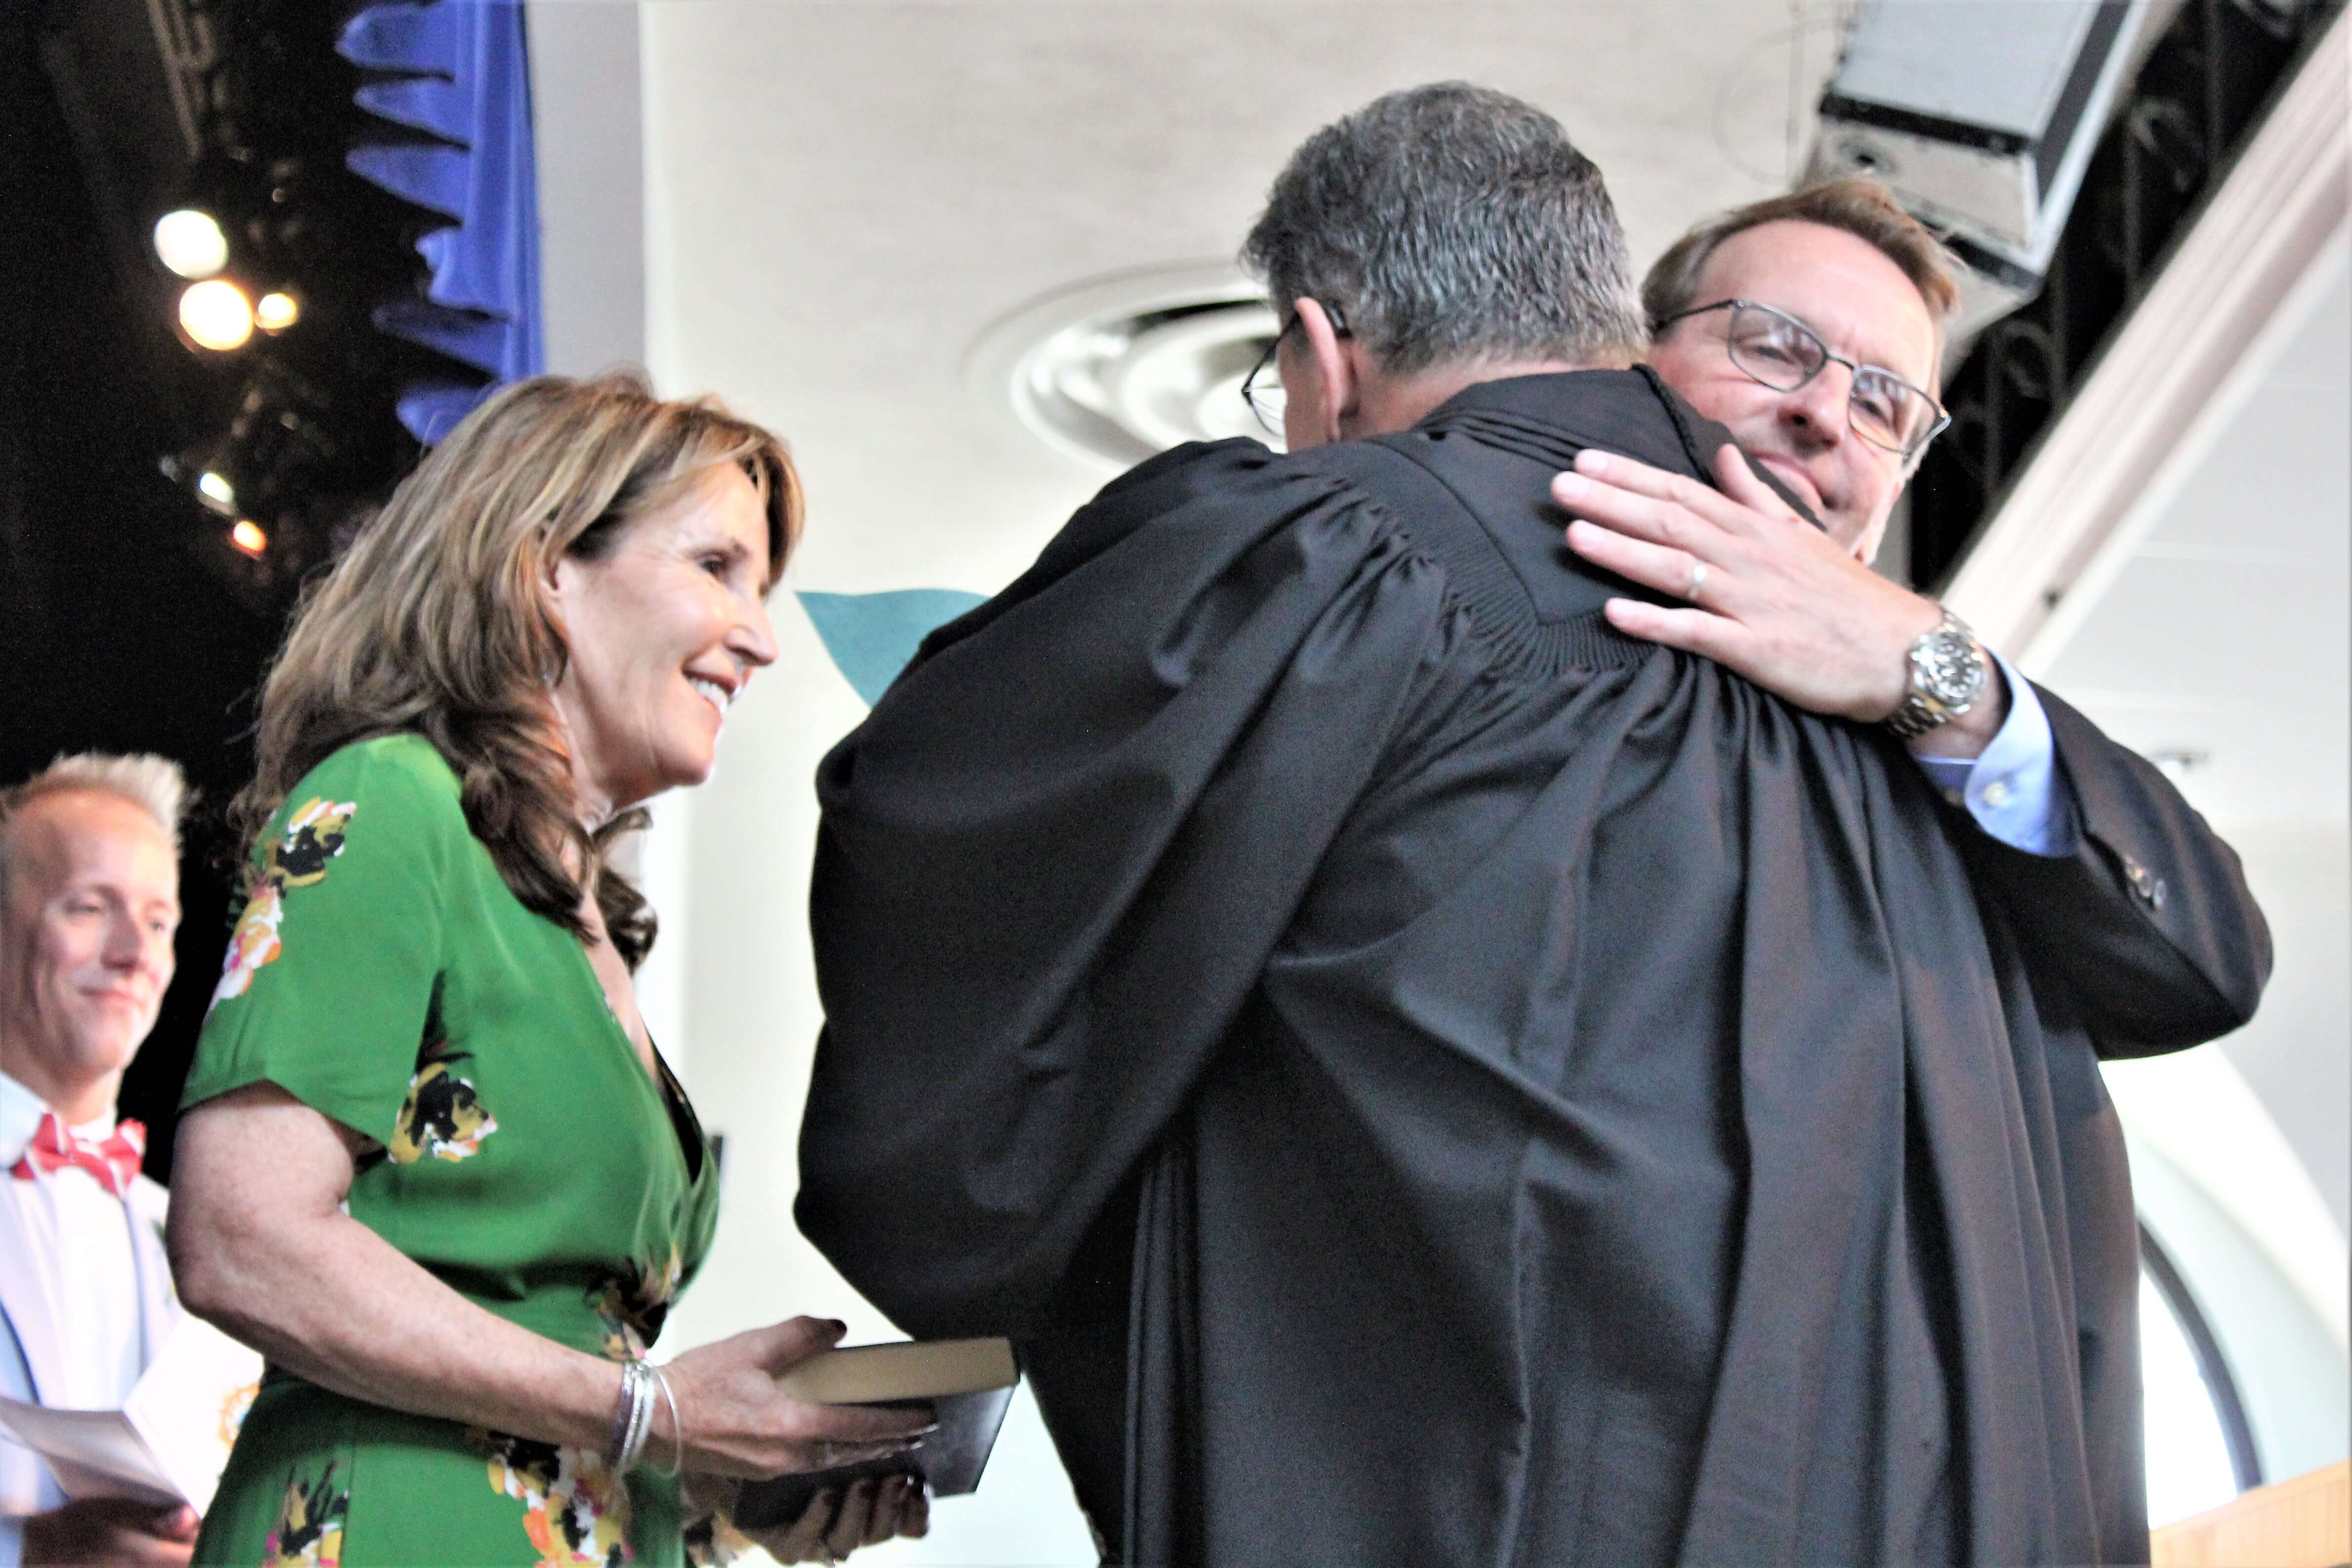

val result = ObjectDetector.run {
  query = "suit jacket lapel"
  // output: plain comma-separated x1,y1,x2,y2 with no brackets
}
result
0,1185,66,1404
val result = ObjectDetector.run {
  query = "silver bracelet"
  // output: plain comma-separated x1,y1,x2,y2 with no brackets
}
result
604,1361,640,1470
626,1361,658,1474
609,1359,657,1475
650,1363,685,1478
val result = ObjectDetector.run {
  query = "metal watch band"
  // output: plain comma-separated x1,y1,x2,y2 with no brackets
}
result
1883,607,1987,739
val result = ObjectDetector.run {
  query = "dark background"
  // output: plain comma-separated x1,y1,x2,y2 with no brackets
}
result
2,0,470,1180
3,10,282,1182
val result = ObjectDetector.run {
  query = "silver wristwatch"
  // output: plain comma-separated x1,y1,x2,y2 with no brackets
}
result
1883,608,1989,738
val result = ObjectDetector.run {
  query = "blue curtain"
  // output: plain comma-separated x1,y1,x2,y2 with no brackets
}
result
339,0,544,444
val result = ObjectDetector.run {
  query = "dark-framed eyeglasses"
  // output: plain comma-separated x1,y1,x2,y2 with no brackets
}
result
1239,304,1350,437
1653,298,1950,461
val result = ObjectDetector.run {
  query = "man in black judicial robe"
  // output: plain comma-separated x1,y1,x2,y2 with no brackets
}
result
796,88,2271,1566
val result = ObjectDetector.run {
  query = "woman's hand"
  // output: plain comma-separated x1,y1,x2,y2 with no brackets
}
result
741,1475,931,1565
656,1317,934,1478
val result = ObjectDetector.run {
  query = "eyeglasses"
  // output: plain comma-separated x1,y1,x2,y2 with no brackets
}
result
1653,298,1949,460
1239,305,1350,436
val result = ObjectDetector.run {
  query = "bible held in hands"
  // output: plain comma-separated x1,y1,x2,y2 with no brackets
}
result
732,1337,1019,1530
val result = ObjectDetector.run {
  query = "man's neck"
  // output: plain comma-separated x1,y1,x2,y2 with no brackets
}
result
0,1044,117,1127
1350,354,1630,440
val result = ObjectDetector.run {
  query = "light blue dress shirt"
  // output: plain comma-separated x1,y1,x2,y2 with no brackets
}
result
0,1072,62,1567
1909,651,2076,857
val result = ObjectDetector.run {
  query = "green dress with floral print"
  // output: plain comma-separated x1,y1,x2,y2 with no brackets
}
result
182,735,727,1568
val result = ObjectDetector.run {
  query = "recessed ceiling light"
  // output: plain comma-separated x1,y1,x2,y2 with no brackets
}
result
969,264,1279,471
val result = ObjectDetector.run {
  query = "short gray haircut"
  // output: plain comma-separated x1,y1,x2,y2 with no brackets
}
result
0,754,189,906
1241,82,1648,376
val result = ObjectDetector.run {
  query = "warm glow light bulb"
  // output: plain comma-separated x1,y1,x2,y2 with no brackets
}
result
179,280,254,351
230,520,268,557
255,292,299,331
153,209,228,279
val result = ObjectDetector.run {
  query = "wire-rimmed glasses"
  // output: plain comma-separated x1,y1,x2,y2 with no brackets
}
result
1653,298,1950,460
1239,305,1350,437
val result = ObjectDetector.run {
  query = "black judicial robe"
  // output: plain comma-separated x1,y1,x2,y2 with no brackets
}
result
798,369,2269,1567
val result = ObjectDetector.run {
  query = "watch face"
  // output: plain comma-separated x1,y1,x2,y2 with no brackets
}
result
1916,630,1988,708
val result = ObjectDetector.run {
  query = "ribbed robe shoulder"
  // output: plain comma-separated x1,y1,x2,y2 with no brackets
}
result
801,430,1479,1333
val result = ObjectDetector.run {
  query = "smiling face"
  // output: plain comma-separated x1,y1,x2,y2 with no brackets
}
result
548,464,781,822
0,790,181,1121
1647,219,1939,560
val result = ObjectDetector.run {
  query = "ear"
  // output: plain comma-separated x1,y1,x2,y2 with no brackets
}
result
1291,297,1359,448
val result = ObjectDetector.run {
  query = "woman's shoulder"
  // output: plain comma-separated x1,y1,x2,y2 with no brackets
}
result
267,734,467,844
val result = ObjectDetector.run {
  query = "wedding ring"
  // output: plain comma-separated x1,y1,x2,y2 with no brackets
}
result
1684,560,1708,601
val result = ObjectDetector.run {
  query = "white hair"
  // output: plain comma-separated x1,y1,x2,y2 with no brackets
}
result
0,753,189,904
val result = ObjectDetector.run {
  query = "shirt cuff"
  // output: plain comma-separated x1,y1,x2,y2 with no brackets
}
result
1911,651,2078,857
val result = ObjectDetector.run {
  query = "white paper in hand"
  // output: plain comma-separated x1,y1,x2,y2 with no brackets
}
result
0,1314,261,1512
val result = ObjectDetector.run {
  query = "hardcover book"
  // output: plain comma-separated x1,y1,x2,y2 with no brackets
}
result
733,1337,1019,1531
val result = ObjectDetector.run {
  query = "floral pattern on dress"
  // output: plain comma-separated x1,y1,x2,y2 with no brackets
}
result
389,1045,498,1164
590,1246,683,1362
220,1379,259,1447
682,1510,753,1566
214,797,357,1003
472,1430,633,1567
261,1461,348,1567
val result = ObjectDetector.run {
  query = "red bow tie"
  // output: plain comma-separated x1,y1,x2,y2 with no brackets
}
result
9,1111,144,1193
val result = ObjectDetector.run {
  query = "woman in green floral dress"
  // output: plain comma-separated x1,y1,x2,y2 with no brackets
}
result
167,376,931,1568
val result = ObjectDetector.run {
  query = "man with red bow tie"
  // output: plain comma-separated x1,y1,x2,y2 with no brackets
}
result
0,754,195,1567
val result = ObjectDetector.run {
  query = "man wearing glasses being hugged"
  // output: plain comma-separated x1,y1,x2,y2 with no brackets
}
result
1559,178,2274,1567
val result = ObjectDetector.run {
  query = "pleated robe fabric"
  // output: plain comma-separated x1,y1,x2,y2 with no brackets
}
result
798,369,2269,1567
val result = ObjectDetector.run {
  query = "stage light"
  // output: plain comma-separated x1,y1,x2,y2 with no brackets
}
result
196,470,236,511
180,280,255,351
230,519,269,557
154,209,229,279
255,292,299,330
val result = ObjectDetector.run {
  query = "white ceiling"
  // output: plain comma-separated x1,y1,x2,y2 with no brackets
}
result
624,0,1851,595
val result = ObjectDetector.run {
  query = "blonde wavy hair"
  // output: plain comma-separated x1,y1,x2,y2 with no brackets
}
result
232,372,801,969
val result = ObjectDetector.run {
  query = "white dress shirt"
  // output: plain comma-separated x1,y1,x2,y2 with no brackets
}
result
0,1072,145,1409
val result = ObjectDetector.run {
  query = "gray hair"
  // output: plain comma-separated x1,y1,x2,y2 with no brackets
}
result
1241,82,1648,376
0,754,189,905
